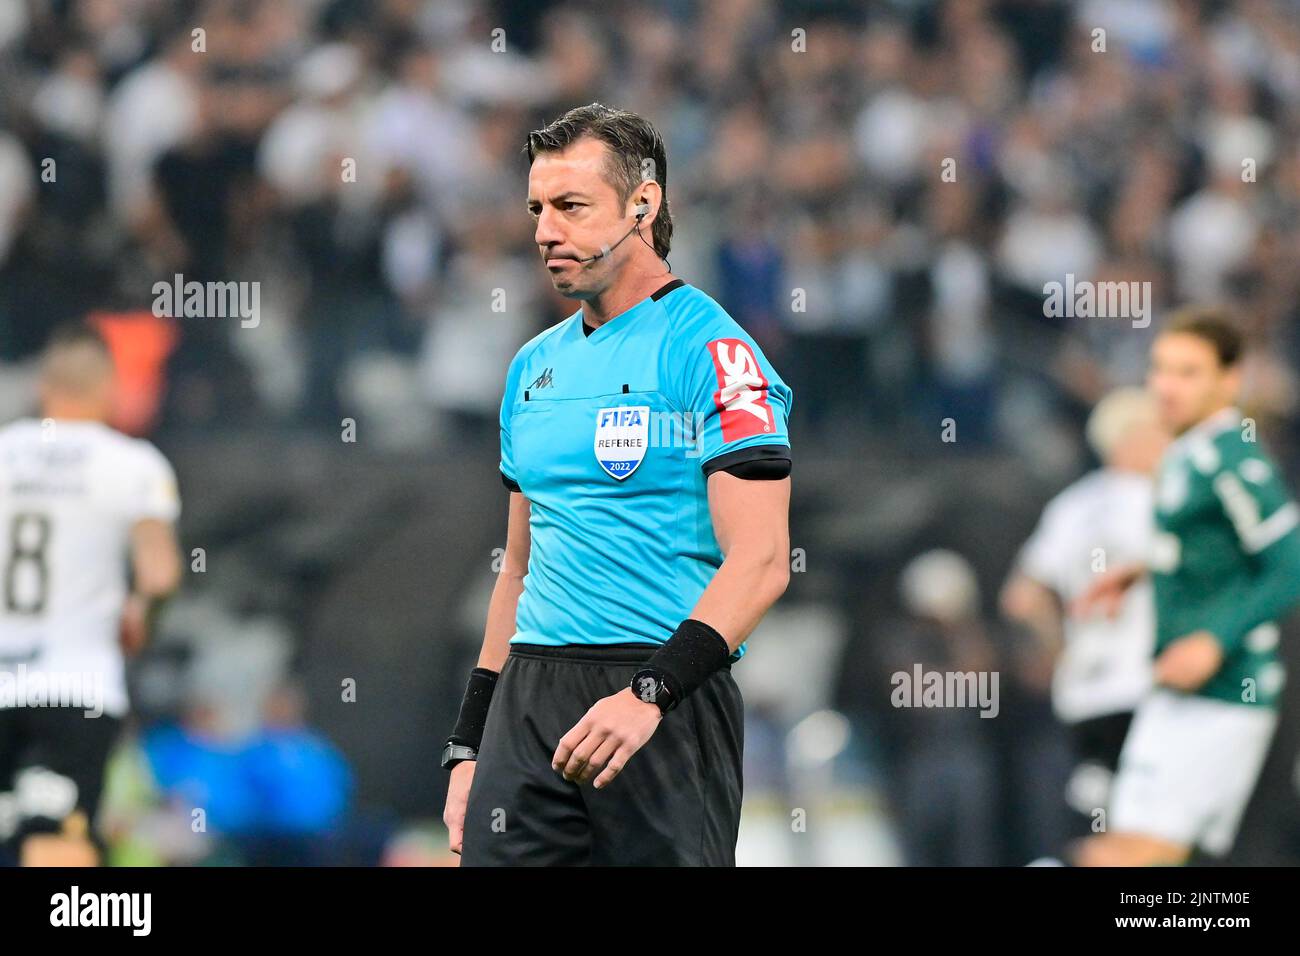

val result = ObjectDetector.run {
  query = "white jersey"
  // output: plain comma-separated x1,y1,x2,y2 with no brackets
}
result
1017,468,1155,724
0,418,180,717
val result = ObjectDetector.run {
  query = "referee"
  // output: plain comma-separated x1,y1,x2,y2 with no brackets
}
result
441,103,793,866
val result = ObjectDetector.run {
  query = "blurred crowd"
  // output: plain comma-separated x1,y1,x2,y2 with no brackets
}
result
2,0,1299,457
4,0,1300,864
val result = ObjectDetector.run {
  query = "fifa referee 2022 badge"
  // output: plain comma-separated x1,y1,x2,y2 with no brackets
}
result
440,103,794,867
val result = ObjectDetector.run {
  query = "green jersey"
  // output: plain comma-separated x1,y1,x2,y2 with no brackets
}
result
1150,406,1300,708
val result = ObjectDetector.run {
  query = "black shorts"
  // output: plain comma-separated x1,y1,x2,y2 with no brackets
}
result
460,642,744,866
1071,710,1134,772
0,705,123,848
1063,709,1135,838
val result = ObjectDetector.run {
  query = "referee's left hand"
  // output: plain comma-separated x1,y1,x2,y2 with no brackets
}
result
553,688,662,789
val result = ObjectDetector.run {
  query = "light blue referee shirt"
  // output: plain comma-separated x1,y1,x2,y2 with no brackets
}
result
498,279,793,658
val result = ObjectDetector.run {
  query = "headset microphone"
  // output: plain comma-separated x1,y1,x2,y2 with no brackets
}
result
573,204,652,263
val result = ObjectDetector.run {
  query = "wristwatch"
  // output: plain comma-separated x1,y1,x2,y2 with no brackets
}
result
441,741,478,770
630,668,676,714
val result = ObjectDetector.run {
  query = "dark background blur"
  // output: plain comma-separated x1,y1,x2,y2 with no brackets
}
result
2,0,1300,864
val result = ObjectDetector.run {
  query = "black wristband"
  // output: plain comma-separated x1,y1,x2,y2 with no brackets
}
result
449,667,499,750
632,619,731,714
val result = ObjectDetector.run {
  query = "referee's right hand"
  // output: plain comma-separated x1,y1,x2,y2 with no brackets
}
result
444,762,476,856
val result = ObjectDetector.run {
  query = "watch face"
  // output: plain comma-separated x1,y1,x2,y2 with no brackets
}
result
634,673,661,704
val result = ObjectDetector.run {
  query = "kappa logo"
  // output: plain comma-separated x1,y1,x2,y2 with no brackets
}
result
708,338,773,442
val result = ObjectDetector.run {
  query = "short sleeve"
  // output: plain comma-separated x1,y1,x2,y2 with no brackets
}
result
1198,447,1300,654
1212,453,1300,555
682,334,792,476
128,443,181,523
499,350,524,491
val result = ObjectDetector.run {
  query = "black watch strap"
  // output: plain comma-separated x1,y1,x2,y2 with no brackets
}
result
630,668,676,715
441,741,478,770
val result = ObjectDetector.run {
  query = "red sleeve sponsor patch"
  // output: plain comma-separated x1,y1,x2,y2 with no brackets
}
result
707,338,774,442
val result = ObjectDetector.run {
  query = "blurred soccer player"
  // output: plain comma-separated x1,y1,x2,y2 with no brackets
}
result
1001,387,1168,845
0,324,182,866
1073,308,1300,866
441,104,792,865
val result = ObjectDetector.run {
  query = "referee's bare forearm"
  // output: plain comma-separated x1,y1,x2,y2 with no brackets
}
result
477,491,530,672
689,472,792,651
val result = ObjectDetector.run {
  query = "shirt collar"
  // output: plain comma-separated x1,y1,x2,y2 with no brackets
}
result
579,279,686,341
1169,405,1241,454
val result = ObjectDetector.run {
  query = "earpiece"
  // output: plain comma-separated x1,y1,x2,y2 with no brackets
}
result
634,203,651,218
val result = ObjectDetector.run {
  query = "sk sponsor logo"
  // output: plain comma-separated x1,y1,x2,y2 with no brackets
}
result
707,339,773,442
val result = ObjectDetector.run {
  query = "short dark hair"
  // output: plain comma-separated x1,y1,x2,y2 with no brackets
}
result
525,103,673,259
1161,306,1244,367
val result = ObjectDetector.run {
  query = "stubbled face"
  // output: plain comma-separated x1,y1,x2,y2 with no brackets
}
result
1148,332,1239,435
527,137,630,300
